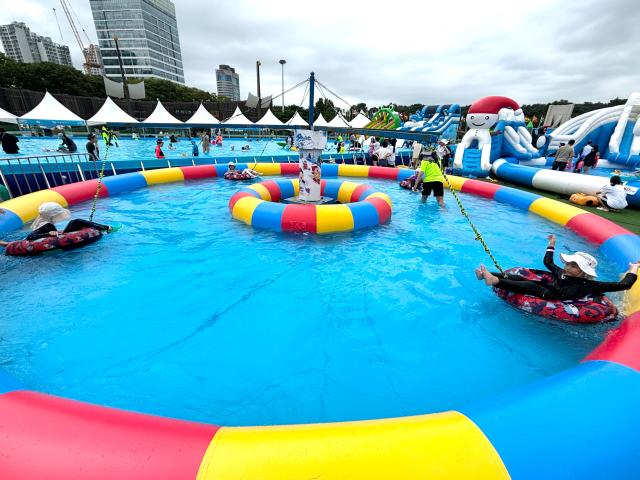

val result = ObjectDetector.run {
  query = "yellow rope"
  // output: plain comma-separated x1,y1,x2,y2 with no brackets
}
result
88,131,113,222
438,160,505,275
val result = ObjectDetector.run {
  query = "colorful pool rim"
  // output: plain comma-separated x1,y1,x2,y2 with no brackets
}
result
1,163,640,479
229,178,393,233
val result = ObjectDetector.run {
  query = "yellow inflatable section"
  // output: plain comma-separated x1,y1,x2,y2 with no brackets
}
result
196,412,509,479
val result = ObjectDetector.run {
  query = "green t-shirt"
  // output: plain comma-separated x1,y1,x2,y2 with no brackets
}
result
419,160,444,183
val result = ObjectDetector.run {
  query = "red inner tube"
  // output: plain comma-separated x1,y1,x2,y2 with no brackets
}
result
494,267,618,324
5,228,103,256
224,171,253,181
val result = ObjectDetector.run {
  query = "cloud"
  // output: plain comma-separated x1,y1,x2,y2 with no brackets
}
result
1,0,638,107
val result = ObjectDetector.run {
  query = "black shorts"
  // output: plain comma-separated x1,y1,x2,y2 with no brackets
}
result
422,181,444,197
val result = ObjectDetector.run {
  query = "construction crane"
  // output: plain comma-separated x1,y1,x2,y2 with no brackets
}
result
58,0,102,75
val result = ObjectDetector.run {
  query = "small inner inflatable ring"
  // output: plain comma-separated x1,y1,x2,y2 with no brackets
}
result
228,178,393,233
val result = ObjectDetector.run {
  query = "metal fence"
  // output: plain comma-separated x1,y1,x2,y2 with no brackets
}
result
0,151,414,199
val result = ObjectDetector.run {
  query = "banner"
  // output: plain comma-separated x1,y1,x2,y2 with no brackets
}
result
295,130,327,202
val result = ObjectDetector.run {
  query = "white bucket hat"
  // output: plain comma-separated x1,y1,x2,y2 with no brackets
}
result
560,252,598,277
31,201,70,231
228,161,235,167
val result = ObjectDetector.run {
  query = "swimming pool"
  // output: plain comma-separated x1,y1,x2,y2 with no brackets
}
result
3,137,411,163
0,176,619,426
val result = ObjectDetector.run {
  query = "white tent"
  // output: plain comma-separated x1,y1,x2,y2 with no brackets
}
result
0,106,17,124
285,111,309,127
312,113,329,127
142,100,183,126
327,114,351,128
185,103,220,126
349,112,371,128
255,109,284,127
19,91,85,126
223,106,254,126
87,96,138,126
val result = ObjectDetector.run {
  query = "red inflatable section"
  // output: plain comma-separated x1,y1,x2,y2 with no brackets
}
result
350,184,371,202
468,95,520,114
282,204,316,232
368,166,400,180
366,197,392,223
260,180,282,202
0,391,218,480
180,165,218,180
584,312,640,371
566,213,633,245
280,163,299,175
461,179,501,199
51,181,109,206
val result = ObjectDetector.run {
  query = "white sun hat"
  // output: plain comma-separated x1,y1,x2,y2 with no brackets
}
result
560,252,598,278
31,201,70,230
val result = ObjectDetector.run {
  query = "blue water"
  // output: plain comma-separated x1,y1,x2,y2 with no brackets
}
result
4,137,410,162
0,178,620,426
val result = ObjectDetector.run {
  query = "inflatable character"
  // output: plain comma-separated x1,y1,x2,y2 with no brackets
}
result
454,96,519,173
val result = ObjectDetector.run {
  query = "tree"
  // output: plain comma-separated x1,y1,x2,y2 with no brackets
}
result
314,98,336,120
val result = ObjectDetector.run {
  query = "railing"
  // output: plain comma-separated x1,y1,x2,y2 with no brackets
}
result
0,151,414,199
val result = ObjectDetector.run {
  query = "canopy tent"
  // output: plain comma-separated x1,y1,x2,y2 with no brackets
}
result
87,97,139,126
285,111,309,128
185,103,221,126
312,113,329,127
327,114,351,128
223,106,254,127
0,106,18,124
141,100,184,127
19,92,85,127
255,109,285,127
349,112,371,128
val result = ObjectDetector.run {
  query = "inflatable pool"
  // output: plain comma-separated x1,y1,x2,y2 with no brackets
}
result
1,164,640,479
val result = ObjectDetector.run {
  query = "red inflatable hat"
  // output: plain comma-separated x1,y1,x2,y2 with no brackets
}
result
468,96,520,114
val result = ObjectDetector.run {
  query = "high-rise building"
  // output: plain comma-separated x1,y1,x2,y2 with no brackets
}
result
216,65,240,101
83,44,104,76
0,22,73,66
89,0,184,84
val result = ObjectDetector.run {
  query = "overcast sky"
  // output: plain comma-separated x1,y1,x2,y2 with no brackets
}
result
2,0,639,108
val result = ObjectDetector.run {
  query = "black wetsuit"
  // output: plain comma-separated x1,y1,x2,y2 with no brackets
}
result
0,132,19,154
26,219,110,241
86,141,99,161
494,247,637,300
62,136,77,152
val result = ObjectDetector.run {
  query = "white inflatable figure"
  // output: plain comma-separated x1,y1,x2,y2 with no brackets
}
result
454,96,520,172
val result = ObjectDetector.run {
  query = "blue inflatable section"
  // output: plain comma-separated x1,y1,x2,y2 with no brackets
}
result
273,179,296,200
321,164,339,177
322,179,342,199
465,361,640,480
0,208,23,234
347,201,380,229
599,234,640,270
102,172,147,196
458,149,485,177
493,187,539,210
250,201,285,231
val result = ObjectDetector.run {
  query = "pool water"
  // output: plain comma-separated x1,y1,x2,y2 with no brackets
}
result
5,137,411,163
0,178,620,426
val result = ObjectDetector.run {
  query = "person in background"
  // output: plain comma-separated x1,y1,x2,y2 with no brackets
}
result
101,125,113,146
578,140,593,162
58,132,77,153
475,234,639,300
596,175,628,211
0,128,19,154
419,151,446,207
169,134,179,143
411,141,423,168
436,139,452,170
86,133,99,161
155,139,165,159
377,140,392,167
201,130,211,154
552,139,575,171
190,138,199,157
131,132,139,140
581,145,599,174
241,144,251,151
